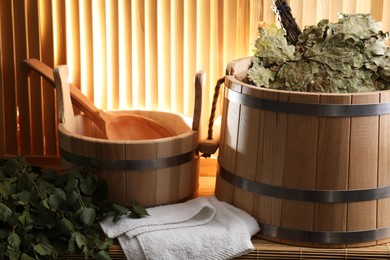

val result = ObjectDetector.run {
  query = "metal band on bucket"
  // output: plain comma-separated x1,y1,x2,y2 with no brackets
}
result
218,165,390,203
60,148,196,171
259,223,390,244
226,87,390,117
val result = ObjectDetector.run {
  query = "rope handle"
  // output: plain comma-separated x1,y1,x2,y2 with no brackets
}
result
199,76,225,157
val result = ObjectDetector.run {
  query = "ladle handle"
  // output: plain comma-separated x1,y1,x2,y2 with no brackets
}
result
22,59,101,115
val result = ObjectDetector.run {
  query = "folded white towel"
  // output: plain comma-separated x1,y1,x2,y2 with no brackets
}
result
100,196,260,260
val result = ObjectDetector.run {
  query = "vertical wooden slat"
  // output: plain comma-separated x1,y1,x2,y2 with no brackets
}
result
183,0,196,116
223,0,237,68
313,94,351,248
26,0,44,155
261,0,276,24
52,0,67,66
106,0,119,110
171,0,184,113
131,0,145,109
281,92,319,247
118,0,132,109
65,0,80,86
92,0,107,109
79,0,94,102
13,1,31,155
256,89,288,244
380,0,390,32
0,0,18,155
377,91,390,245
233,84,259,215
236,0,250,58
347,93,379,247
39,0,57,155
356,0,371,13
370,0,383,24
342,0,357,13
249,0,262,46
145,0,157,110
196,0,211,139
157,0,171,111
125,142,158,206
0,42,4,154
156,138,181,204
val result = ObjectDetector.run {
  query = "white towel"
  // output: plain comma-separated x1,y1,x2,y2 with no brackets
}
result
100,196,260,260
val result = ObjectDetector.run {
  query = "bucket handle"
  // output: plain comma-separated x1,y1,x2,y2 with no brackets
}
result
192,71,205,131
198,76,225,157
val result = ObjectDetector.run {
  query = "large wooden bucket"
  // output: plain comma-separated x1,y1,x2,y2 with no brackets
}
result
215,57,390,247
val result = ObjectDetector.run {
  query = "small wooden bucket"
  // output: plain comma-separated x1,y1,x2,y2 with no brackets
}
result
214,57,390,247
54,66,204,207
58,110,200,207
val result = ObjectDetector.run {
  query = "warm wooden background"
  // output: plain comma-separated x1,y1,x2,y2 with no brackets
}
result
1,0,389,161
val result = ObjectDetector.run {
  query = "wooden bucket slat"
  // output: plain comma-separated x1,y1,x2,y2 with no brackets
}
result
377,91,390,245
255,89,289,244
178,132,199,199
96,140,126,204
215,78,242,204
312,94,351,248
155,137,181,205
279,92,320,247
232,84,261,215
347,93,380,247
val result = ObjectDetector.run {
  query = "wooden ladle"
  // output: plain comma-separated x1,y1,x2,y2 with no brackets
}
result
23,59,175,140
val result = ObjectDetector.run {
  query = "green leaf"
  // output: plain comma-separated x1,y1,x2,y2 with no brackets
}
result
7,232,21,249
68,232,77,253
0,202,12,221
5,246,20,259
21,253,36,260
66,190,79,206
131,204,149,218
95,250,112,260
49,193,63,209
79,207,96,226
75,232,87,249
65,175,79,193
18,210,33,227
12,190,32,205
0,242,6,258
79,175,98,195
0,180,16,196
33,243,53,256
42,168,58,181
59,217,74,233
0,229,8,239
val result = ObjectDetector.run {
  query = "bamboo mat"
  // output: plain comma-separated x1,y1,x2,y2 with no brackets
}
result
59,238,390,259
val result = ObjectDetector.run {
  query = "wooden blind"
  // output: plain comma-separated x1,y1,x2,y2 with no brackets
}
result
0,0,389,159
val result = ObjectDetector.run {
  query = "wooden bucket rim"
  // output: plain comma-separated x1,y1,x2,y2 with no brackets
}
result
58,111,197,145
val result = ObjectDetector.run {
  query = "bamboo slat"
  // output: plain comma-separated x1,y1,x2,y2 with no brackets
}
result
26,0,44,155
1,0,18,155
40,0,57,156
